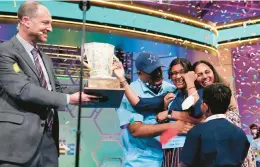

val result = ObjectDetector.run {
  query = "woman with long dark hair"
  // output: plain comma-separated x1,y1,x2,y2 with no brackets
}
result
192,60,256,167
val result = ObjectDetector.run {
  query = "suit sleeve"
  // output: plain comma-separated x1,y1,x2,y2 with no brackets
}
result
0,47,67,109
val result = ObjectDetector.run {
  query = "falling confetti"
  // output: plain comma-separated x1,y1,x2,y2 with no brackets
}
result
60,143,70,151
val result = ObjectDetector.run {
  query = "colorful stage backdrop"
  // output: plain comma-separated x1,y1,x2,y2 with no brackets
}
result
0,23,258,167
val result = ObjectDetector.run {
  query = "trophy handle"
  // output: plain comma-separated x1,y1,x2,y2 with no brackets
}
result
76,56,92,69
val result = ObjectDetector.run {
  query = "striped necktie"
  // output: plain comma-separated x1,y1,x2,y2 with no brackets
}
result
31,47,53,130
31,47,48,89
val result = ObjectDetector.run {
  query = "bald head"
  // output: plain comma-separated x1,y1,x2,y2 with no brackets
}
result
17,1,52,44
18,1,43,22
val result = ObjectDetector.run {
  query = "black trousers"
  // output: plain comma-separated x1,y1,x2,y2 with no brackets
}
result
0,131,58,167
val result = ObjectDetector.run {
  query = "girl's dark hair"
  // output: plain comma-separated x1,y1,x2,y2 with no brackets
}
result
168,58,192,79
192,60,228,88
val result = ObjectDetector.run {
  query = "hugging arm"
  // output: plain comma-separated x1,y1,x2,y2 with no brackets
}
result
117,96,174,137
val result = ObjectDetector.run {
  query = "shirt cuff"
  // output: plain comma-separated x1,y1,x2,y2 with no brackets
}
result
66,94,70,105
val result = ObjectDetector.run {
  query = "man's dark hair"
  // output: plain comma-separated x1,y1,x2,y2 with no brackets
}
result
203,83,232,114
249,123,258,129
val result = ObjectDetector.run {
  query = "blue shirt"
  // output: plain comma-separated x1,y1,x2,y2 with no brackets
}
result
116,79,175,167
180,118,250,167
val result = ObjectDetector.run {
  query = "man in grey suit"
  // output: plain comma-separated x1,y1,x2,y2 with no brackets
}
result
0,1,98,167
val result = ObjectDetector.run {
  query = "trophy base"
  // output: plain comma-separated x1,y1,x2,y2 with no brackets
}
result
87,77,120,89
83,77,124,108
83,88,125,108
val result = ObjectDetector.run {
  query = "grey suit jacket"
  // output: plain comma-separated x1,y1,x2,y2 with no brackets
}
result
0,36,79,164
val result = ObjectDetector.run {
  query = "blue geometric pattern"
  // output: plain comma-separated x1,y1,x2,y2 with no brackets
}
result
58,106,124,167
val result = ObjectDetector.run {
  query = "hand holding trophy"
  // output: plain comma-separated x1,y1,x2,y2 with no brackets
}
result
78,42,125,108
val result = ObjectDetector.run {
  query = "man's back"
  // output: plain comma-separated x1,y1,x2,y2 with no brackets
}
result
181,118,250,167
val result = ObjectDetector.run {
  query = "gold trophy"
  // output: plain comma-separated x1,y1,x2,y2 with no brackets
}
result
81,42,125,108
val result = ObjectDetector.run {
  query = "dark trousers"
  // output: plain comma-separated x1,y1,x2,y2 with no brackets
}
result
0,131,58,167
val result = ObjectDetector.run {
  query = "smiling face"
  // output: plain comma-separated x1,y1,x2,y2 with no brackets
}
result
20,4,52,44
29,5,52,43
170,64,186,89
194,63,215,88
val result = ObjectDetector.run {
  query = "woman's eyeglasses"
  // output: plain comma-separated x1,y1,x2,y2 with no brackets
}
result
170,70,185,77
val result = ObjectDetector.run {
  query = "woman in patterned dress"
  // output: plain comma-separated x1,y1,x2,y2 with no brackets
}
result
192,60,256,167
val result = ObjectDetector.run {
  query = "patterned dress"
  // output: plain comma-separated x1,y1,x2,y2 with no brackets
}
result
226,109,256,167
161,109,256,167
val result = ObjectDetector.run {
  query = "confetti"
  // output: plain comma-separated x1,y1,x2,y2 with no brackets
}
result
60,143,70,151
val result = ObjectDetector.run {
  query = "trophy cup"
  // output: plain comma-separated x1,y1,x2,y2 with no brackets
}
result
82,42,125,108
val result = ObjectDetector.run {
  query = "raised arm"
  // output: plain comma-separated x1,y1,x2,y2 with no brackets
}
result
183,71,200,103
182,72,204,118
113,62,140,106
113,62,167,112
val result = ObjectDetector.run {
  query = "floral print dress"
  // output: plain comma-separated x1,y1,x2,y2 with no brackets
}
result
226,109,256,167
